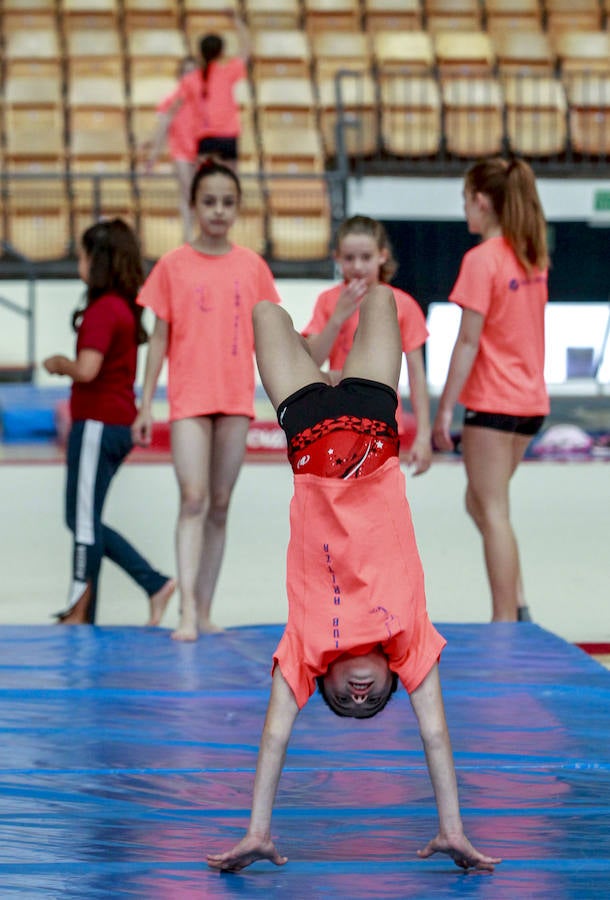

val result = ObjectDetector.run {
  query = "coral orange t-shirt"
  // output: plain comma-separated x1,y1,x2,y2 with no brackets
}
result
450,236,549,416
273,457,446,708
178,58,246,140
302,282,428,370
137,244,281,420
157,86,197,162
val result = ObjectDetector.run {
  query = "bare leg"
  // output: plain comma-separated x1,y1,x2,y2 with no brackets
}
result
196,415,250,632
341,285,401,389
148,578,177,626
462,426,532,622
253,301,326,411
171,416,213,641
174,159,196,241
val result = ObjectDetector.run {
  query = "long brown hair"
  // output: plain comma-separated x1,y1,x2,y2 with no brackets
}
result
73,218,147,344
334,215,398,282
465,157,548,272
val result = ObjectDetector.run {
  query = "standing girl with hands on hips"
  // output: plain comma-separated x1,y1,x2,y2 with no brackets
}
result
303,215,432,475
132,160,281,642
432,157,549,623
44,219,176,626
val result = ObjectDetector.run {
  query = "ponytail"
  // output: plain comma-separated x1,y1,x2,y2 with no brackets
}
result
199,33,223,97
465,157,548,272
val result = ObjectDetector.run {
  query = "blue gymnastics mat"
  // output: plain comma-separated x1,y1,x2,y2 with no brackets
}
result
0,623,609,899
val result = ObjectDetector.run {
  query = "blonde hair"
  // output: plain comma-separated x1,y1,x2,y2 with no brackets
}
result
465,157,548,272
334,215,398,283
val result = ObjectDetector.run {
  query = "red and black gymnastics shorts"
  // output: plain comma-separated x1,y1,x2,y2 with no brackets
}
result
277,378,400,479
463,408,545,436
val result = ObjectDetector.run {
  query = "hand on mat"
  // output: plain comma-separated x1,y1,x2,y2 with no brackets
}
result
207,834,288,872
417,832,502,872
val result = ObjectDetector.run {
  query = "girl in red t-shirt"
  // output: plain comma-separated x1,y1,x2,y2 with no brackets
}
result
43,220,175,625
133,161,281,642
432,157,549,623
303,215,432,475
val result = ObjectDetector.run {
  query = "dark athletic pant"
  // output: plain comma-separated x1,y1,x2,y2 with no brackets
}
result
65,419,168,623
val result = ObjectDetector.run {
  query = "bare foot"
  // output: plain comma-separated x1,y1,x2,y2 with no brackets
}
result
198,617,224,634
56,585,92,625
171,606,199,641
147,578,176,626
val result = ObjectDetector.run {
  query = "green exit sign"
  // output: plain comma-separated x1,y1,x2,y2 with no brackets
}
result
594,190,610,212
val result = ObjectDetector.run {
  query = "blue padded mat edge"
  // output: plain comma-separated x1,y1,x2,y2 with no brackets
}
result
0,623,608,899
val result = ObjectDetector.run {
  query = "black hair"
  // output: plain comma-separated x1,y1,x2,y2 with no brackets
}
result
200,33,223,96
73,218,147,345
316,671,399,719
189,158,242,206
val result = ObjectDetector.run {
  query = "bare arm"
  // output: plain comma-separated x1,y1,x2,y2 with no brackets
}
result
404,347,432,476
432,308,483,451
207,666,300,872
132,316,168,446
410,665,501,871
43,349,103,383
143,99,182,171
305,279,368,367
232,9,251,61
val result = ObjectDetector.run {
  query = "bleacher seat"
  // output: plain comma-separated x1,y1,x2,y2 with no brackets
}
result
256,77,318,129
311,31,372,82
425,0,483,33
318,73,378,157
554,31,610,78
65,28,124,78
504,75,568,156
302,0,362,33
123,0,179,30
259,125,325,173
126,29,187,78
567,75,610,156
493,30,556,78
4,176,71,261
243,0,302,30
61,0,119,32
268,213,331,260
4,107,66,172
380,75,442,157
251,29,311,79
545,0,602,35
373,31,435,75
484,0,542,33
442,76,504,156
435,31,495,79
363,0,423,32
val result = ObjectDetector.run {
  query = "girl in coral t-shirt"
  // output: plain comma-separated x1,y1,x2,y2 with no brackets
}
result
144,10,249,172
432,157,549,624
303,215,432,476
207,287,501,876
133,161,281,642
142,55,199,241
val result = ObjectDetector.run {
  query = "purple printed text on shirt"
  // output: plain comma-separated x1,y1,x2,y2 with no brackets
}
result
324,543,341,649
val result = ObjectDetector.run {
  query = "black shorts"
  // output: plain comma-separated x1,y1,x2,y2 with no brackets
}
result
197,136,238,161
463,408,545,436
278,378,399,478
278,378,398,442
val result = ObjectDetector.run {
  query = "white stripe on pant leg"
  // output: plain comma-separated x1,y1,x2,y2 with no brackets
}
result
75,419,103,546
